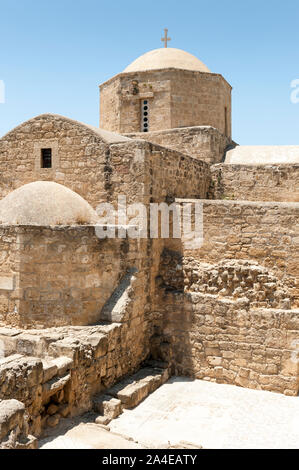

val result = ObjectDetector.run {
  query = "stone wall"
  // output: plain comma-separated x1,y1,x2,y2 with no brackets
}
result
209,164,299,202
0,115,211,211
0,319,150,436
99,77,121,132
0,114,111,207
126,126,231,164
100,69,232,136
172,199,299,305
0,225,146,329
151,199,299,395
158,290,299,396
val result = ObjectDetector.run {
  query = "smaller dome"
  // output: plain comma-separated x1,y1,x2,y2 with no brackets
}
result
0,181,98,226
123,48,211,73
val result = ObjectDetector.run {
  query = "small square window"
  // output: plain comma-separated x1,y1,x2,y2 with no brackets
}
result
41,148,52,168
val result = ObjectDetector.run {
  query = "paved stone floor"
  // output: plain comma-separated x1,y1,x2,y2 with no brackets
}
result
41,377,299,449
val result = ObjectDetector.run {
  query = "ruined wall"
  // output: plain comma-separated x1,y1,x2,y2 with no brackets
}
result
126,126,231,164
159,290,299,396
100,69,231,136
153,199,299,395
175,200,299,304
209,164,299,202
0,318,150,437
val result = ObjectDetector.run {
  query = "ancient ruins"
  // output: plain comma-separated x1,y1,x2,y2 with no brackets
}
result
0,44,298,449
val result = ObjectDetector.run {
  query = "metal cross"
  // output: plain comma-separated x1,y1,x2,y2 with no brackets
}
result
161,28,171,48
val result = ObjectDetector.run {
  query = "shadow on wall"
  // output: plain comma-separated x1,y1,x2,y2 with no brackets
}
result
153,247,299,396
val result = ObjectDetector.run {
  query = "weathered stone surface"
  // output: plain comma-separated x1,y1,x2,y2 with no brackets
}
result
47,414,60,428
42,374,70,402
95,415,111,426
107,367,167,409
46,404,59,416
42,360,58,384
0,52,298,449
209,164,299,202
0,399,25,440
93,395,122,419
100,68,231,137
52,357,73,377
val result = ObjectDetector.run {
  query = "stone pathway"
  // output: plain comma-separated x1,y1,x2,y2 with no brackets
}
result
40,377,299,449
110,377,299,449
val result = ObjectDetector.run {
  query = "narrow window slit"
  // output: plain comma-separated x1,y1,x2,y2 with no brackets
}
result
41,148,52,168
141,100,149,132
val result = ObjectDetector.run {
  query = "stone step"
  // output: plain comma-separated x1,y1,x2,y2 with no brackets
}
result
93,364,170,425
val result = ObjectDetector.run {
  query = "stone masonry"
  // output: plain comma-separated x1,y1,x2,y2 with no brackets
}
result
0,45,298,448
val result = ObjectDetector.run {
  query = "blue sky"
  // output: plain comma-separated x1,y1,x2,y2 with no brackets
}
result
0,0,298,144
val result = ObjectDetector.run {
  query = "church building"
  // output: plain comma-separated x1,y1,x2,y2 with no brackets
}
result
0,32,298,447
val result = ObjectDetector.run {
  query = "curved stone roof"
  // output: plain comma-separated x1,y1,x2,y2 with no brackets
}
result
1,114,131,144
0,181,99,226
123,48,211,73
225,146,299,165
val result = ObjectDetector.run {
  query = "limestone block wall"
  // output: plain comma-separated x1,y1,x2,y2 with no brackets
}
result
0,114,109,206
107,140,210,207
160,252,291,310
146,144,210,202
126,126,231,164
159,291,299,396
170,70,231,137
0,115,211,213
99,77,121,132
0,227,19,324
152,199,299,395
209,164,299,202
100,69,231,136
0,398,37,449
0,225,144,329
100,71,172,133
173,199,299,305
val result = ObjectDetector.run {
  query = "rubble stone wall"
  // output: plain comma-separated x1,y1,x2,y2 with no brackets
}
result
169,199,299,305
0,318,150,437
158,290,299,396
153,199,299,395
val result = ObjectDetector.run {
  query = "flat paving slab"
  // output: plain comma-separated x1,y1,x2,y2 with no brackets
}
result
40,377,299,449
109,377,299,449
40,423,143,449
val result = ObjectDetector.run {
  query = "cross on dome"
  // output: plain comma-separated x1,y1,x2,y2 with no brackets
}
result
161,28,171,48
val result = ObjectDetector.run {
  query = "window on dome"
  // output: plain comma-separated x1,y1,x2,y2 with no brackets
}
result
141,100,149,132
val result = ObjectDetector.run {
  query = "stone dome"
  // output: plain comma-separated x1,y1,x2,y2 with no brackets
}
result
123,48,211,73
0,181,99,226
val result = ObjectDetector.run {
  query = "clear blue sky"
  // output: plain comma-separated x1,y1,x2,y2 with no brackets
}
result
0,0,299,144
